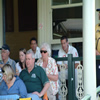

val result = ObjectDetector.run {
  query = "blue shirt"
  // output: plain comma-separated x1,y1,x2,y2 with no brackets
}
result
0,57,16,73
0,76,27,98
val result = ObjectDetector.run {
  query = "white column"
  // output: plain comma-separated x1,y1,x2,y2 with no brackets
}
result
83,0,96,100
0,0,3,60
37,0,51,47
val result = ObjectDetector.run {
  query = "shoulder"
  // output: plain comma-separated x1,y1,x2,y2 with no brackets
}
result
36,58,42,64
15,76,21,81
19,68,27,75
59,48,63,52
0,80,5,87
69,45,77,51
37,58,42,62
9,58,16,63
34,65,45,73
16,62,19,66
21,68,27,72
15,76,25,84
48,57,55,62
28,49,32,52
69,45,78,57
36,47,40,50
16,62,20,68
58,48,66,56
8,58,16,66
35,64,43,70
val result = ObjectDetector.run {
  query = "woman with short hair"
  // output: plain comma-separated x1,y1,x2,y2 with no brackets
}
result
36,43,59,100
0,64,27,98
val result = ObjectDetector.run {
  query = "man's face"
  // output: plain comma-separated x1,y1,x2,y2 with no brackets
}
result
26,54,35,69
30,40,37,51
61,39,68,52
1,49,9,61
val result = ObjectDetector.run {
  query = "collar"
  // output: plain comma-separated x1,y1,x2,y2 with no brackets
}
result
1,57,10,64
25,64,37,72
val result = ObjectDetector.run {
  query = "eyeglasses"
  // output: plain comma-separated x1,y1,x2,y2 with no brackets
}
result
40,50,47,53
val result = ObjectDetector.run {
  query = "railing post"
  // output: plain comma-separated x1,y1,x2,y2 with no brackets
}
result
68,54,76,100
72,61,77,100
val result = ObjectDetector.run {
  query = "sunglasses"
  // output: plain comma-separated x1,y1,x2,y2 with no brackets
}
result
40,50,47,53
2,69,5,73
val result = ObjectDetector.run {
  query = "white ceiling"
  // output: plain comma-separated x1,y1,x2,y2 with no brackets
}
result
62,19,83,30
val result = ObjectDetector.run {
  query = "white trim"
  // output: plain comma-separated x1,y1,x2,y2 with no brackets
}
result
51,3,83,9
50,2,83,44
51,37,83,44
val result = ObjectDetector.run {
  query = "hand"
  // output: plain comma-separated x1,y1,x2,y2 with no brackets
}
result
16,69,19,76
96,50,100,55
0,64,4,68
65,64,68,69
32,91,42,98
16,69,18,72
57,64,68,71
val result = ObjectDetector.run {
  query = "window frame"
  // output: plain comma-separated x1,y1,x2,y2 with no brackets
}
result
50,1,83,44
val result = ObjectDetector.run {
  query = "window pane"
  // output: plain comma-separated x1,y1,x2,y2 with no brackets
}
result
18,0,37,31
5,0,14,32
52,6,82,39
52,0,82,5
72,0,82,3
52,0,68,5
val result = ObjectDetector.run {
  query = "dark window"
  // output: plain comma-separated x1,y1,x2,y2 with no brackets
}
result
5,0,14,32
18,0,37,31
52,6,82,39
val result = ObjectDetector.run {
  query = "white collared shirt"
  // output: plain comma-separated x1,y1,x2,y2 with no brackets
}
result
57,45,79,80
58,45,79,64
28,47,41,59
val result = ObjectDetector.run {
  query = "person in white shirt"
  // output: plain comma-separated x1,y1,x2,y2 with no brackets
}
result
57,35,79,99
58,36,79,69
28,37,41,59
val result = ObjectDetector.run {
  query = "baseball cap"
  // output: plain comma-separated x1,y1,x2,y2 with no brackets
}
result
96,8,100,11
2,44,10,51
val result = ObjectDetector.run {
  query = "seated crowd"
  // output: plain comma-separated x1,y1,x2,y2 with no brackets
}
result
0,36,79,100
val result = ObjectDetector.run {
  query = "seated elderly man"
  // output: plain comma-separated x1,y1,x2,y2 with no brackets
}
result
19,50,50,100
0,44,16,74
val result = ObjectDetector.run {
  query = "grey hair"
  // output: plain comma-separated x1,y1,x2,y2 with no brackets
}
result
40,43,51,56
26,50,35,58
2,49,10,53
